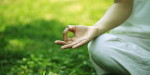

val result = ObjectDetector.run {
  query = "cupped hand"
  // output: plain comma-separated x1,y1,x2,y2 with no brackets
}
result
54,25,100,49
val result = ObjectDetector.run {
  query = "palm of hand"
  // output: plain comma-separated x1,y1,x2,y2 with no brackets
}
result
55,25,99,49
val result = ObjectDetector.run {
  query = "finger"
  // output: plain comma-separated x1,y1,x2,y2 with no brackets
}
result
61,41,80,50
72,39,89,49
67,25,76,32
63,28,69,41
54,40,68,45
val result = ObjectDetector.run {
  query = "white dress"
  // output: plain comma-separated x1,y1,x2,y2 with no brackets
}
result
88,0,150,75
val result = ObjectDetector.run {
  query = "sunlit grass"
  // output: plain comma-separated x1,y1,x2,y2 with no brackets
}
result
0,0,113,74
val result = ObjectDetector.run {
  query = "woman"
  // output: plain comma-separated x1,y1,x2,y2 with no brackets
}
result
55,0,150,74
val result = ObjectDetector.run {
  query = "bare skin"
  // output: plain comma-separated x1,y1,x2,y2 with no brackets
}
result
55,0,133,50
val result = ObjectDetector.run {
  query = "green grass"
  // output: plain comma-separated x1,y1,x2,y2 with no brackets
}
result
0,0,112,75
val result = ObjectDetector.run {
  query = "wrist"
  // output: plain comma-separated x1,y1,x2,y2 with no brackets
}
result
92,25,106,36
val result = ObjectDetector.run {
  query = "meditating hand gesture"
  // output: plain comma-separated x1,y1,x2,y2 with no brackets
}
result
54,25,100,49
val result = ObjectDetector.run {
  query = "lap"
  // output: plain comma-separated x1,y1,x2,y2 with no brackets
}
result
88,33,150,75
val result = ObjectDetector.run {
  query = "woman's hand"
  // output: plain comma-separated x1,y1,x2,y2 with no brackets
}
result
54,0,133,50
54,25,100,49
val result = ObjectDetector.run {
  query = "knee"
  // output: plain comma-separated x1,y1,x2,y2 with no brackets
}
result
87,33,117,59
88,34,109,56
88,33,111,51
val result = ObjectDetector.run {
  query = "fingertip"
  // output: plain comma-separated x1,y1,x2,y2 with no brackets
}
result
72,47,76,49
61,46,65,50
55,40,60,42
55,40,60,41
61,48,65,50
54,41,57,44
55,41,61,44
67,25,74,29
61,47,64,50
67,25,72,27
63,28,69,32
72,46,77,49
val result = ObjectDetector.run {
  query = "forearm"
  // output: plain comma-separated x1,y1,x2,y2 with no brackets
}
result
94,0,133,35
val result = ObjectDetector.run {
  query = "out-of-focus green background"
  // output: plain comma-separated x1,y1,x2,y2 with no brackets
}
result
0,0,112,75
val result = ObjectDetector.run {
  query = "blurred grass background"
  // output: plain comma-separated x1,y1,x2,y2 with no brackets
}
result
0,0,112,75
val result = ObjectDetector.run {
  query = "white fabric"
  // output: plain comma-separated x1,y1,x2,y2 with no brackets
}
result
111,0,150,34
88,0,150,75
88,33,150,75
